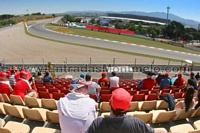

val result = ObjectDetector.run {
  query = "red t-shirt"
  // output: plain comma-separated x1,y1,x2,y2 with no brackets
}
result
0,81,11,98
13,78,31,99
142,78,155,90
98,78,109,87
174,78,185,87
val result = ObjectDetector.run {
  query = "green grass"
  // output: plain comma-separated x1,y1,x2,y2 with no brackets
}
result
45,24,200,55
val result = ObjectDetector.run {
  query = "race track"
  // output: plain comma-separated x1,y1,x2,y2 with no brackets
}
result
28,19,200,63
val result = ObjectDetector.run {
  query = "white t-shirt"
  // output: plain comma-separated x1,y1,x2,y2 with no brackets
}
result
58,92,96,133
85,81,100,95
109,76,119,89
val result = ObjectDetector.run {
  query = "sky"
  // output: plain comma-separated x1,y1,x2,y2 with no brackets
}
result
1,0,200,22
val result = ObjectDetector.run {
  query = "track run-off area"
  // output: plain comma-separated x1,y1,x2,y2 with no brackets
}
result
27,19,200,63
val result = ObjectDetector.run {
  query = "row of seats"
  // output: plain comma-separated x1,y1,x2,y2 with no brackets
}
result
169,122,200,133
99,92,184,102
0,120,60,133
0,103,59,123
2,94,58,110
101,107,200,124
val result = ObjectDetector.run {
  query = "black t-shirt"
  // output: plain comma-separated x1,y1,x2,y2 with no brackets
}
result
188,78,198,90
86,116,154,133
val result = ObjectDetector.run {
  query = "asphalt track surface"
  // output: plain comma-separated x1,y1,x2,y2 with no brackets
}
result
28,19,200,63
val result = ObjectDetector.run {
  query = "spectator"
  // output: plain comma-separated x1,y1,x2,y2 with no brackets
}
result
29,77,37,92
98,72,109,88
9,70,16,89
183,64,187,73
187,72,198,90
0,72,13,98
13,71,37,100
174,73,185,87
157,87,195,114
84,74,101,96
35,71,43,84
155,72,165,85
43,71,52,84
58,79,96,133
86,88,166,133
79,73,86,83
195,89,200,110
109,71,119,89
195,72,200,81
160,72,171,89
170,73,178,85
142,73,156,90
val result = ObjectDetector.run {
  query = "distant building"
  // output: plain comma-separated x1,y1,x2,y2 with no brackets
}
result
99,13,170,25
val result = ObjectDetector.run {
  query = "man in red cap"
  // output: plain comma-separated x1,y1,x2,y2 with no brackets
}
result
0,72,13,98
174,73,185,87
86,88,166,133
13,71,37,100
98,72,109,88
160,72,171,89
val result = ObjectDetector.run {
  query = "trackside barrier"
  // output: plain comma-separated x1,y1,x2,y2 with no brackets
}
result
86,25,134,35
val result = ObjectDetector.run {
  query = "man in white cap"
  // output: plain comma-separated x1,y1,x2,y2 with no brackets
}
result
86,88,167,133
58,79,96,133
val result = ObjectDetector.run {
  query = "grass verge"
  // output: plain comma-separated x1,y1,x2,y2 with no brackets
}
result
45,24,200,55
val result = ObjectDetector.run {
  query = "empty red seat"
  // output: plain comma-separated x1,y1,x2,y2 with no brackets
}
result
100,90,111,95
53,92,65,100
161,89,170,94
100,94,112,102
139,90,149,95
37,87,47,92
146,93,158,101
127,90,137,95
111,87,119,92
100,87,109,90
61,89,70,94
151,89,160,94
132,94,145,101
38,91,52,99
89,94,98,102
174,92,183,99
48,88,59,93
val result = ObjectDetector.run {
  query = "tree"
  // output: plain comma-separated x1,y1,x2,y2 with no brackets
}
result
90,18,96,24
137,23,143,34
52,14,56,18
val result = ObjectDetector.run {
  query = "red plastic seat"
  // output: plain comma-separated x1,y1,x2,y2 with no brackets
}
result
127,90,137,95
38,91,52,99
171,87,180,93
61,89,70,94
37,87,47,92
132,94,145,101
100,94,112,102
161,89,170,94
100,90,111,95
48,88,59,93
139,90,149,95
146,93,158,101
174,92,183,99
53,92,65,100
100,87,109,90
89,94,98,102
111,87,119,92
151,89,160,94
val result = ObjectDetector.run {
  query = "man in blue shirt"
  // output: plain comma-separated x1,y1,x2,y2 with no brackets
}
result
160,72,171,89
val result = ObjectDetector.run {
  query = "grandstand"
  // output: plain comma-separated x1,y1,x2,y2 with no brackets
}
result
0,76,200,132
99,13,171,25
